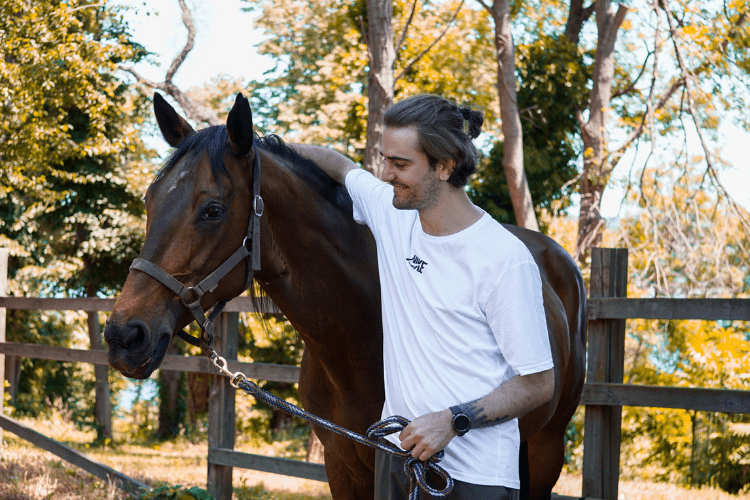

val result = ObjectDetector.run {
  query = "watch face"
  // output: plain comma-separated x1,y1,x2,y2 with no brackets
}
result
454,414,470,434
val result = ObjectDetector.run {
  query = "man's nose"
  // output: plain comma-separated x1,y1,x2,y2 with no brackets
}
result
381,162,395,182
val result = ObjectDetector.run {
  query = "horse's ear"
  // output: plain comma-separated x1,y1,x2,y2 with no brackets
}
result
226,93,254,157
153,92,195,147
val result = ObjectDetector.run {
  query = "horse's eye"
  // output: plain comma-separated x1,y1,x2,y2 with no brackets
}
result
202,205,225,220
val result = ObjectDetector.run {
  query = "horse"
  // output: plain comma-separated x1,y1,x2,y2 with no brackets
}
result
104,92,587,500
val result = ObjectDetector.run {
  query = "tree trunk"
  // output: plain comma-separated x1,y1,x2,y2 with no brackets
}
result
574,1,628,264
87,312,112,440
186,371,210,424
157,341,185,439
487,0,539,231
306,427,325,464
363,0,395,177
4,354,20,403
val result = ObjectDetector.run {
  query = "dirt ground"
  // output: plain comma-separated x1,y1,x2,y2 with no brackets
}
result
2,417,748,500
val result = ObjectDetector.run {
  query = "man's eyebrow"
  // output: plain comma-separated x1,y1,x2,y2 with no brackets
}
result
380,151,413,162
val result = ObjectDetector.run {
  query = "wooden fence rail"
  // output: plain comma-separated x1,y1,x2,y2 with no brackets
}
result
1,247,749,499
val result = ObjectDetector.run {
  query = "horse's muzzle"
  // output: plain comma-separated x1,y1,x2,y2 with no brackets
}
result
104,320,171,379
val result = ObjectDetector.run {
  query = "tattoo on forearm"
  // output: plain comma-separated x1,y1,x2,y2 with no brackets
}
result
461,398,509,429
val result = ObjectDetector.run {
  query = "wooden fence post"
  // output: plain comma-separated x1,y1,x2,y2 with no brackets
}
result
582,248,628,500
207,312,239,500
87,312,112,439
0,248,7,446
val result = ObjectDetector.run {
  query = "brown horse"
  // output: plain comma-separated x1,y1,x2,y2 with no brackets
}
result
104,93,586,500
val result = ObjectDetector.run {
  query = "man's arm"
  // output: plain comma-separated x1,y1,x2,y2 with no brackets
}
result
399,368,554,461
289,144,357,185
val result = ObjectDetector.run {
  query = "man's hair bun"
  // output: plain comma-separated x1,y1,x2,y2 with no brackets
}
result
460,107,483,139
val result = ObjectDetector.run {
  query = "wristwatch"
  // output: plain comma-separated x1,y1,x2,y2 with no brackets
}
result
450,405,471,436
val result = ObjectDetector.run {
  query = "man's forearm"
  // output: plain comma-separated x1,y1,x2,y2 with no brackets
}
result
289,143,356,185
459,368,554,429
398,368,554,461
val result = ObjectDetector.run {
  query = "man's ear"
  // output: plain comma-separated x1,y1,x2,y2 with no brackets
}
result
437,159,457,182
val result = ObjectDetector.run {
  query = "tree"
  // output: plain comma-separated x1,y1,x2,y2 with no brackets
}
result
0,0,154,440
476,0,539,230
561,0,750,263
603,167,750,492
0,0,153,295
241,0,498,173
468,33,589,227
363,0,395,174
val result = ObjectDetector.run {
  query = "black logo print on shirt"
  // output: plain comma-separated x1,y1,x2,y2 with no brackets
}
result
406,255,428,274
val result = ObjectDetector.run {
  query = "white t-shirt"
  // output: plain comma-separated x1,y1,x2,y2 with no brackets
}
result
345,168,553,488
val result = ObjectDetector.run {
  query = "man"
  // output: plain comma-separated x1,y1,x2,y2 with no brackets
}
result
294,94,554,499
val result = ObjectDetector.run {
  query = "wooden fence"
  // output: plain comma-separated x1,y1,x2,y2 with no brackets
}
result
0,247,749,500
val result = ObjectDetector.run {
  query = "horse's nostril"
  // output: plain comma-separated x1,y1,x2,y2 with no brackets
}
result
122,321,148,350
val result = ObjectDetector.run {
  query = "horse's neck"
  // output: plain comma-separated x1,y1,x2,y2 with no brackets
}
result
255,155,380,353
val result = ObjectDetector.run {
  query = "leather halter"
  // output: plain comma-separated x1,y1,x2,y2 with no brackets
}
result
128,147,263,353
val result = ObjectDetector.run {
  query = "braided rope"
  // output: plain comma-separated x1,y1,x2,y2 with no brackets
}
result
235,378,454,498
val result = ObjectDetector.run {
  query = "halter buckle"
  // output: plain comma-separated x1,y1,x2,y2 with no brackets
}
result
253,195,264,217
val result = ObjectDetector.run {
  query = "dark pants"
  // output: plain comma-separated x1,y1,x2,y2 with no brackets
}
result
375,448,520,500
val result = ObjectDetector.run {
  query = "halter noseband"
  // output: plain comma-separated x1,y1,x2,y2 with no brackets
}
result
128,147,263,354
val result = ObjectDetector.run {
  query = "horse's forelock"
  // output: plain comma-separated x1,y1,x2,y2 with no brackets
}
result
154,126,231,185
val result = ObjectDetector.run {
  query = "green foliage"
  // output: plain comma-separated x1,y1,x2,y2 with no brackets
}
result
241,0,497,160
140,485,215,500
6,310,82,417
0,0,154,296
604,172,750,492
236,315,309,443
468,34,589,227
0,0,155,442
116,378,162,442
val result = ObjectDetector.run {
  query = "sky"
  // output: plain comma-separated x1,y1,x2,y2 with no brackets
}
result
114,0,749,218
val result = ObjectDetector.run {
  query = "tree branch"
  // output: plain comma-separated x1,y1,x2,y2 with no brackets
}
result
394,0,465,84
565,0,595,45
121,67,165,91
359,15,374,67
395,0,419,60
69,3,106,12
663,2,750,247
611,48,653,99
120,0,221,126
475,0,493,15
165,0,196,84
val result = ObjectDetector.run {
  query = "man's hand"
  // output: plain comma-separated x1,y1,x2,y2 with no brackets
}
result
398,409,456,461
288,143,356,185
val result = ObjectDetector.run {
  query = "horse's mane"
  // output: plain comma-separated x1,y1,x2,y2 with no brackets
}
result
254,134,353,215
155,125,353,215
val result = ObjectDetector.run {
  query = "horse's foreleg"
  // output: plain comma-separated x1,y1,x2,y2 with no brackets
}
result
323,443,375,500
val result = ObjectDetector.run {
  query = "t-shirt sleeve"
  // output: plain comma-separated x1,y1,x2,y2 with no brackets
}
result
484,258,554,376
344,168,393,228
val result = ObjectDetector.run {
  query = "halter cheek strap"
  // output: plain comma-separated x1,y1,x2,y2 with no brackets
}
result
129,147,263,353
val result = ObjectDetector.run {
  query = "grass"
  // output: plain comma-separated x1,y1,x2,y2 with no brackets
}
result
0,413,331,500
555,472,750,500
2,415,749,500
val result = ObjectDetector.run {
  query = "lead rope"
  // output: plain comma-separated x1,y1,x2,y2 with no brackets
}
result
209,352,454,499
